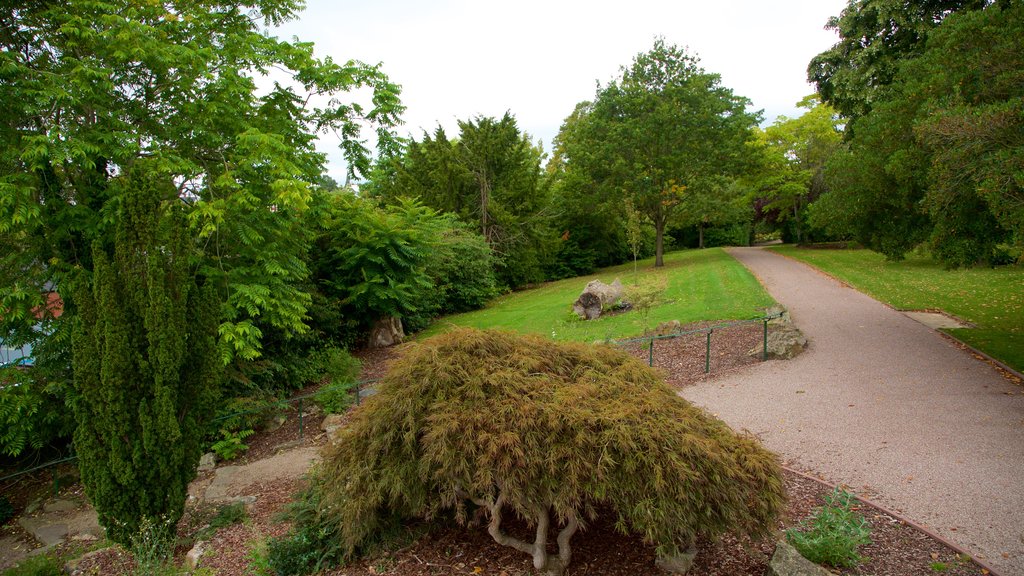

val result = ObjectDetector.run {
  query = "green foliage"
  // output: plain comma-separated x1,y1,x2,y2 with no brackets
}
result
626,278,667,330
0,555,62,576
213,394,282,436
808,0,990,122
754,96,843,244
770,246,1024,373
210,429,254,461
370,114,555,290
311,193,439,332
128,515,178,576
786,488,872,568
0,368,70,457
313,329,784,574
0,0,403,368
810,1,1020,266
71,182,221,548
558,39,760,266
265,476,345,575
312,346,361,414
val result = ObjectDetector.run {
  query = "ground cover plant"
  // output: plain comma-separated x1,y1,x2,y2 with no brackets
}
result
295,328,785,576
786,488,872,568
419,248,774,342
771,246,1024,373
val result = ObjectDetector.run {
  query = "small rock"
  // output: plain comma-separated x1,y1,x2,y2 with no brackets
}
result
70,533,98,542
198,452,217,472
262,413,287,433
300,403,322,418
320,413,346,432
655,544,697,574
186,540,207,569
767,540,834,576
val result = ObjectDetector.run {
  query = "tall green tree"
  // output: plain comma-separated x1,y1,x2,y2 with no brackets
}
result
371,114,554,288
72,172,220,548
558,40,759,266
809,1,1020,265
755,96,843,243
0,0,403,367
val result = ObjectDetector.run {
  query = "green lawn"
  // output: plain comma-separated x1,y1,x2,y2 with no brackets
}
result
419,248,775,343
771,246,1024,373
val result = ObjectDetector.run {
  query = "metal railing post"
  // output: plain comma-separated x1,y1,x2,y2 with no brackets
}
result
705,330,713,374
763,319,768,361
648,339,654,367
298,398,304,439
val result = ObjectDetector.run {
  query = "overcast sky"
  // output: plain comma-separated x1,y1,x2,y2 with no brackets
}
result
272,0,848,182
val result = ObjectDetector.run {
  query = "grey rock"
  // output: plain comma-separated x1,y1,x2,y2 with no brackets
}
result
18,517,68,547
766,540,834,576
368,316,404,348
186,540,208,569
750,327,808,360
42,499,78,514
572,278,625,320
655,544,697,574
198,452,217,472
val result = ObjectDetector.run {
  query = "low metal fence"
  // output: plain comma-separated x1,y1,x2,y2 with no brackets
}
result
610,311,784,372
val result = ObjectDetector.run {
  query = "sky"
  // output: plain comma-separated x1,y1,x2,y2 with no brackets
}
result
272,0,848,183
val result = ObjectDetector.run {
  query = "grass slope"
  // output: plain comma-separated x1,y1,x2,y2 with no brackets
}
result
771,246,1024,373
420,248,775,343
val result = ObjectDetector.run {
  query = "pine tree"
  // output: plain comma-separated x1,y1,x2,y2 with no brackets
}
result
72,170,221,547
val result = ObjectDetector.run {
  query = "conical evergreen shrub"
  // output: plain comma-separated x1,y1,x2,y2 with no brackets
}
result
316,328,784,575
72,172,221,547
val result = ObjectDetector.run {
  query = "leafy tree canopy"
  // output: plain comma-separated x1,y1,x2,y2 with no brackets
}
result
807,0,993,122
0,0,404,363
557,39,760,266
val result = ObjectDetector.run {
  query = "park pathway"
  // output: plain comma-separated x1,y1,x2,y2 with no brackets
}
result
681,247,1024,575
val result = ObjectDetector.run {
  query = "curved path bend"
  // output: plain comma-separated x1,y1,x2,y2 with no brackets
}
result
681,247,1024,575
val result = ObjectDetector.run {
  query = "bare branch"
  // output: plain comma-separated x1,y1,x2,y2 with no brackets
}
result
556,511,579,566
485,491,535,557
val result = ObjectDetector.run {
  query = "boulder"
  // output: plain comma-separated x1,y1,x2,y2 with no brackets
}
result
766,540,834,576
572,279,625,320
368,316,404,348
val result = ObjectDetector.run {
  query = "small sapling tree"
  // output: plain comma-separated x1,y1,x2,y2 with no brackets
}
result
313,328,784,575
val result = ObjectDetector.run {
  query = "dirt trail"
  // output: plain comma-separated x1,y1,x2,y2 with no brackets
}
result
682,247,1024,575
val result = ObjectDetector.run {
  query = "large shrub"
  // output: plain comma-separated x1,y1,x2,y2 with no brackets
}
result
312,328,784,575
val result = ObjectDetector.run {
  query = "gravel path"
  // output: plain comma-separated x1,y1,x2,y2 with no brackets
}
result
681,247,1024,575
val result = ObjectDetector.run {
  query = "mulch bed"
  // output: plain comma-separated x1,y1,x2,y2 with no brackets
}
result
3,321,991,575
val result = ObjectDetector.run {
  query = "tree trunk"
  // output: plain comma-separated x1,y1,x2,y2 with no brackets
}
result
480,492,578,576
368,316,404,348
655,218,665,267
698,222,705,249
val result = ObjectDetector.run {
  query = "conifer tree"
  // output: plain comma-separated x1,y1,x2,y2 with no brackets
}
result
72,170,221,547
